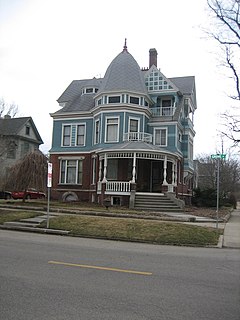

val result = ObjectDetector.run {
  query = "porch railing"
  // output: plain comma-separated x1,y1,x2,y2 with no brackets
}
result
123,132,152,143
106,181,131,193
151,104,176,117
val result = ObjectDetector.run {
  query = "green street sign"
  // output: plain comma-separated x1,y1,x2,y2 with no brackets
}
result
211,154,226,159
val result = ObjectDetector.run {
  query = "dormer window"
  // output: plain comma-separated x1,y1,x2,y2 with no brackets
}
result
82,87,98,95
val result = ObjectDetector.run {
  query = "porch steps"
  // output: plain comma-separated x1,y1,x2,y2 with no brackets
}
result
134,193,183,212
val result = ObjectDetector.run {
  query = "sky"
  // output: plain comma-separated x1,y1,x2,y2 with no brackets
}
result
0,0,235,157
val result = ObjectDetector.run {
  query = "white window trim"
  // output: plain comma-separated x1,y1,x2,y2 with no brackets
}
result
128,117,140,133
61,124,72,147
61,123,86,147
75,123,86,147
105,116,120,143
94,119,100,145
59,159,83,185
153,127,168,146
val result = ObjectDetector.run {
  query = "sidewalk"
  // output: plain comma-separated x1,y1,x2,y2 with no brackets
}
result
223,208,240,249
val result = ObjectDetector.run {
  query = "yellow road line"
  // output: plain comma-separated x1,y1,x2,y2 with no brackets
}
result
48,260,152,276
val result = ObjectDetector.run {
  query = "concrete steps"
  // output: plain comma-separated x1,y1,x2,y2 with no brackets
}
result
134,193,183,212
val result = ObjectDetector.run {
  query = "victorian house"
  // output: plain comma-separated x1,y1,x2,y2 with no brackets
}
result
50,42,197,209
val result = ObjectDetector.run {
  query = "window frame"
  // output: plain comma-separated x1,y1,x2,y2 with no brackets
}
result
61,123,86,147
154,128,167,146
59,159,83,185
105,116,119,143
94,119,100,144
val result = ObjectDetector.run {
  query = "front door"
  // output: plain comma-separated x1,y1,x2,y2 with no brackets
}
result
151,161,163,192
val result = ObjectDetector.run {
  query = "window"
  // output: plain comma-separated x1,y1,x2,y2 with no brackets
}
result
105,117,119,142
130,96,139,105
94,119,100,144
108,96,120,103
7,140,17,159
76,124,85,146
62,124,86,147
63,125,71,146
60,159,83,184
25,126,30,135
129,118,139,132
154,128,167,146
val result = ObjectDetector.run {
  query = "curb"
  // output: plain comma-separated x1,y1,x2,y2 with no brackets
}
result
0,224,69,235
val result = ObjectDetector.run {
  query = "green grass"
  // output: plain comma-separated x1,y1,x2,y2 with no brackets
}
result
44,215,223,246
0,209,40,224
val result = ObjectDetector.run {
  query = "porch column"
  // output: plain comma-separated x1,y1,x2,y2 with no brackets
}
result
163,155,168,185
172,161,175,185
102,153,108,183
174,160,177,186
98,158,102,182
131,152,136,183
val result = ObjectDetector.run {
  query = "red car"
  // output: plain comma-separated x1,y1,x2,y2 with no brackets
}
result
11,189,46,200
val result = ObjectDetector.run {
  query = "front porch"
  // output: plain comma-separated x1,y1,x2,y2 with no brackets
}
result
96,148,180,208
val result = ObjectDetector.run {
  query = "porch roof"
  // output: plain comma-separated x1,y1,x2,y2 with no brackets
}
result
96,141,182,159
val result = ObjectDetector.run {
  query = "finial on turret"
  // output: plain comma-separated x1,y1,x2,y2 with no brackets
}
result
123,38,128,52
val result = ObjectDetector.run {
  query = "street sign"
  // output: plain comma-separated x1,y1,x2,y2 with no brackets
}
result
211,154,226,159
47,162,52,188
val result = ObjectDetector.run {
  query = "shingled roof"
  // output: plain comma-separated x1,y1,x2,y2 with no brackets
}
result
0,116,43,144
97,48,148,95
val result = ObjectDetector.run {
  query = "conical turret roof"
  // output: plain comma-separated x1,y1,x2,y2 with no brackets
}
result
98,42,147,95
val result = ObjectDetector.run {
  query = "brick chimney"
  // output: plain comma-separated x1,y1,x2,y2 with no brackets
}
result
149,48,158,68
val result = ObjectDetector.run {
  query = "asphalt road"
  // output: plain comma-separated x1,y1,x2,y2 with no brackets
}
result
1,230,240,320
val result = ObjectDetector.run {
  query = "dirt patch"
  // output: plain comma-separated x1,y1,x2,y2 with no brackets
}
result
185,207,231,220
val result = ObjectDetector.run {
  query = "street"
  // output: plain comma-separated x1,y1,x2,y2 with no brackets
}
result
0,230,240,320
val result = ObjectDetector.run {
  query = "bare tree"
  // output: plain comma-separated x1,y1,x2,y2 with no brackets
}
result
207,0,240,145
195,153,240,195
5,150,48,201
0,98,19,118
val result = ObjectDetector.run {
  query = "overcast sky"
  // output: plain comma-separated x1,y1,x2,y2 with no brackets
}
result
0,0,234,156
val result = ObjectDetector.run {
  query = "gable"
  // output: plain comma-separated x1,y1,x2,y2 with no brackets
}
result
144,66,179,93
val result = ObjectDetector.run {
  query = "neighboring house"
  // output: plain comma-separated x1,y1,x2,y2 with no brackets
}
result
50,43,197,208
0,116,43,188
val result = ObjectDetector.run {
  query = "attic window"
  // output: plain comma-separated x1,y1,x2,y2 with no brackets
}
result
25,126,30,135
86,88,94,93
82,87,98,95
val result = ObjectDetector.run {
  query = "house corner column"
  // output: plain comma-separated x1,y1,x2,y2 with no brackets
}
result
102,153,108,183
131,152,136,183
163,155,168,185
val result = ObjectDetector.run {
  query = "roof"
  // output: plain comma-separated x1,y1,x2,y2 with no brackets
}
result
0,116,43,144
57,78,102,104
170,76,195,95
96,141,181,158
97,49,148,95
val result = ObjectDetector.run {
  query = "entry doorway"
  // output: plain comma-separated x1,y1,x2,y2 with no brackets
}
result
151,161,163,192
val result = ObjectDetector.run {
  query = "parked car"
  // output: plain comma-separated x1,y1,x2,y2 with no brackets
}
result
11,189,46,200
0,191,12,200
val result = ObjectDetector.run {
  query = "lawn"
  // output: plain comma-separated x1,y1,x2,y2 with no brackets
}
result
0,209,40,224
44,215,223,246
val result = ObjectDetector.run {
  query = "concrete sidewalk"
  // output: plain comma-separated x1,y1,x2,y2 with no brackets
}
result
223,209,240,249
